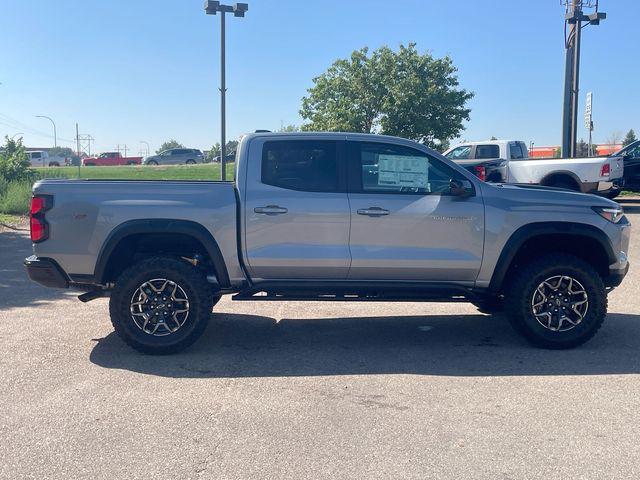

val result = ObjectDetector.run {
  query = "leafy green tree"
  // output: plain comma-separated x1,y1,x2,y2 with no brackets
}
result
278,124,300,132
300,44,473,148
156,139,184,154
0,136,33,183
623,129,637,146
205,141,239,162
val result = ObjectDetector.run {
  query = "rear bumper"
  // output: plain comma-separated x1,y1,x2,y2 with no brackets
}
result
24,255,69,289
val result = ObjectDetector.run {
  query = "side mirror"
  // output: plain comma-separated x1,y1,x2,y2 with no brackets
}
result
449,179,474,198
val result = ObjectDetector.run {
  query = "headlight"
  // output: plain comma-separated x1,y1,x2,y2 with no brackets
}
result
592,206,624,223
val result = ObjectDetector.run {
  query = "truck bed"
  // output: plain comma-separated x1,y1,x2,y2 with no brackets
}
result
32,179,244,283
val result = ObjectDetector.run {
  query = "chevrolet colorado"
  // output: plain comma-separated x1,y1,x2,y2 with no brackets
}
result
24,132,631,354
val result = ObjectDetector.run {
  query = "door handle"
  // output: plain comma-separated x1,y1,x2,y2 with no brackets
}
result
357,207,390,217
254,205,288,215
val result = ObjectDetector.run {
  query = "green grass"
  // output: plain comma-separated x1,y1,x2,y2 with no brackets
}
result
34,162,235,181
0,181,32,215
0,212,24,226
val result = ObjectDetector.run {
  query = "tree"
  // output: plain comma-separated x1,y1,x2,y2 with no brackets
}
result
205,141,239,162
623,129,637,146
605,131,623,148
300,44,473,148
278,124,300,132
156,139,184,154
576,139,590,157
0,136,33,183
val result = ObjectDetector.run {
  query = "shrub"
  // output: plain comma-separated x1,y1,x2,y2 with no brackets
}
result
0,136,35,183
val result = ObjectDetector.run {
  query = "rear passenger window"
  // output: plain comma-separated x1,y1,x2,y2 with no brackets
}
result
262,140,339,192
509,143,525,159
475,145,500,159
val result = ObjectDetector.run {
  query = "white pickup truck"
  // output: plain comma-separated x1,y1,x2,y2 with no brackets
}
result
444,140,624,196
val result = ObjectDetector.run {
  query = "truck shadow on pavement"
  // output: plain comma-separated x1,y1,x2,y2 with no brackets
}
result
0,230,77,310
90,311,640,378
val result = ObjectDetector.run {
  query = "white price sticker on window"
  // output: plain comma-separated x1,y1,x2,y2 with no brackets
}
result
378,155,428,188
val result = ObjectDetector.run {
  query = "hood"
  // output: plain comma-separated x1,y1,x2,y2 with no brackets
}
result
488,182,618,208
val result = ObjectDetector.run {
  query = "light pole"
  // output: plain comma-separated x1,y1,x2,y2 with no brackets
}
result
204,1,248,180
560,1,605,158
140,140,150,157
35,115,57,148
11,132,24,140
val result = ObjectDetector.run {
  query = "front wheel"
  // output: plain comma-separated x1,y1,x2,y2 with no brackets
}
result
505,253,607,349
185,159,196,165
109,257,216,354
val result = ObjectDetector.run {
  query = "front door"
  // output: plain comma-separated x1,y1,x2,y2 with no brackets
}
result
346,140,485,282
243,138,351,280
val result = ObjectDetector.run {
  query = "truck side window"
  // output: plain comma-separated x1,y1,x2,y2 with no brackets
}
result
445,146,471,160
262,140,338,192
509,142,525,159
475,145,500,159
354,142,459,195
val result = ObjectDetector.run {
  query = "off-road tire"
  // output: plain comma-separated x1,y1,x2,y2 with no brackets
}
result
505,253,607,349
109,256,215,354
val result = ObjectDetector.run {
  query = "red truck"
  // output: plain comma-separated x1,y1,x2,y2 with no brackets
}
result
82,152,143,166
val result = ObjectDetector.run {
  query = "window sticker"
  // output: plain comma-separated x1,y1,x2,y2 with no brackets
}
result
377,155,428,189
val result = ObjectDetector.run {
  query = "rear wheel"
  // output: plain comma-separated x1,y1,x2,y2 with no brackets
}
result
549,180,579,191
109,257,216,354
505,253,607,349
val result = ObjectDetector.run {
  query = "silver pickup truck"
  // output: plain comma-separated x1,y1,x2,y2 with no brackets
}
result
24,132,631,354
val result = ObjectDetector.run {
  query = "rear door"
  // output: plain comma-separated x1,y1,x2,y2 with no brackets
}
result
622,142,640,188
243,138,351,280
346,140,485,282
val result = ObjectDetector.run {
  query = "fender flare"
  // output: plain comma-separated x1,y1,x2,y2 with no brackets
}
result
488,222,616,293
94,219,230,287
539,170,583,190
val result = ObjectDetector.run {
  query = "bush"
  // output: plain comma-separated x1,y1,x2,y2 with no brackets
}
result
0,181,32,214
0,136,34,183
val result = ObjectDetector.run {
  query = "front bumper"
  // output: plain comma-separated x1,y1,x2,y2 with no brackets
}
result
24,256,69,289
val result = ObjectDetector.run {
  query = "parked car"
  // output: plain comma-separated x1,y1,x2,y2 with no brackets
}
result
27,151,66,167
25,132,630,354
212,151,236,163
445,139,623,195
606,140,640,198
144,148,204,165
82,152,142,166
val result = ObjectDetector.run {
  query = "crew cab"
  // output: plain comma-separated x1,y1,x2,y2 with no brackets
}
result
82,152,142,166
445,139,623,195
25,132,630,354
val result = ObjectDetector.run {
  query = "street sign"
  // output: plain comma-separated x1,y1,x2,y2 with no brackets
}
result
585,92,593,131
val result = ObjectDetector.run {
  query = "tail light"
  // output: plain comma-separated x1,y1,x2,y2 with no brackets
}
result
600,163,611,177
30,195,53,243
474,165,486,181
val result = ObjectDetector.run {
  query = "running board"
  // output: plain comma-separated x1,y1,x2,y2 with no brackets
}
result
232,283,477,303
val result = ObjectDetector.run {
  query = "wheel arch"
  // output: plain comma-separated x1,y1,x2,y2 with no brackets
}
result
539,171,582,190
94,219,230,287
488,222,616,294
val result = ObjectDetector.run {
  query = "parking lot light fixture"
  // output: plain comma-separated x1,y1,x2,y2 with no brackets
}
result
204,1,248,181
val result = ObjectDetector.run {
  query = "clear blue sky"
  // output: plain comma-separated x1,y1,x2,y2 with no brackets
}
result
0,0,637,154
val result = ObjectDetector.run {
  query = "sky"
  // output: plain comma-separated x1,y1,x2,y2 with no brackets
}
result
0,0,638,154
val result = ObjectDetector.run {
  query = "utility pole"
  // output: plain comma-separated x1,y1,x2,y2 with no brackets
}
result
561,0,606,158
204,1,249,180
75,123,81,177
123,144,128,158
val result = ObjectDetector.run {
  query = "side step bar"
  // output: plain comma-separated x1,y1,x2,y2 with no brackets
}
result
232,283,478,303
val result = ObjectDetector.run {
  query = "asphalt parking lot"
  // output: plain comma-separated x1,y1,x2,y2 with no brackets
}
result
2,197,640,480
